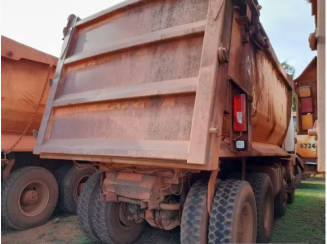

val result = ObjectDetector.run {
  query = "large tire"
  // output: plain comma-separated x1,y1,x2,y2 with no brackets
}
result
77,172,101,242
274,167,287,217
54,164,72,213
295,165,302,188
93,194,146,243
248,173,274,243
54,164,72,183
1,166,58,230
208,180,257,244
181,180,208,244
287,186,295,204
59,166,96,213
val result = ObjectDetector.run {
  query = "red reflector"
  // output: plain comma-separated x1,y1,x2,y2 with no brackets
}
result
233,94,247,132
300,97,313,113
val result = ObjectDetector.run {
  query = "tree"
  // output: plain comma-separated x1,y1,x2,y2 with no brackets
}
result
281,61,297,110
281,61,296,77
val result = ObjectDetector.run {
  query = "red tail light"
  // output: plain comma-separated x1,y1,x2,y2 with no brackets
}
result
233,94,247,132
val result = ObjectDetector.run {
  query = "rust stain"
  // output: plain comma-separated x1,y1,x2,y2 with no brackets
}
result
266,120,277,140
2,40,56,135
35,0,292,168
117,173,143,181
131,100,146,109
1,97,13,102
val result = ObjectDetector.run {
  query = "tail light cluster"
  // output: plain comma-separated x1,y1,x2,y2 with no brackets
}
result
233,94,247,132
229,79,251,152
298,86,314,131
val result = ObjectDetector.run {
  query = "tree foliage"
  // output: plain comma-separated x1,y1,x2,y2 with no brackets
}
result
281,61,297,110
281,61,296,77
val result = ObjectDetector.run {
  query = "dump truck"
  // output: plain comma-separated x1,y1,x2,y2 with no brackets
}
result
1,36,96,230
292,0,325,180
294,57,319,179
34,0,303,243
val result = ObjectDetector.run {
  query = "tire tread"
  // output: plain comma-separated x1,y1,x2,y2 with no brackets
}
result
248,173,273,243
59,166,96,213
181,180,208,244
55,164,72,212
93,193,145,244
77,172,101,242
208,180,249,244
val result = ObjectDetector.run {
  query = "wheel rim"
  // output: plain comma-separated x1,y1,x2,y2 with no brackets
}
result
18,180,50,217
76,174,91,197
238,202,253,243
264,190,272,231
116,203,136,230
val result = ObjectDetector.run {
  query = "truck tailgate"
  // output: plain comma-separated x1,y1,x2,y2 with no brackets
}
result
35,0,226,168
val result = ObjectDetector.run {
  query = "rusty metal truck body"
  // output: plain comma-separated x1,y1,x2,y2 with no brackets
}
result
1,36,96,231
35,0,299,243
307,0,326,176
1,36,57,152
292,0,325,179
294,57,319,177
294,0,325,179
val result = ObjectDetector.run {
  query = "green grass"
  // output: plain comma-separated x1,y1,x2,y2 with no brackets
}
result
271,178,325,244
47,231,62,243
59,218,73,223
73,236,93,244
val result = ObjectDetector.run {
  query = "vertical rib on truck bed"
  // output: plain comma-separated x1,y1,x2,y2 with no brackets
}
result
35,0,292,170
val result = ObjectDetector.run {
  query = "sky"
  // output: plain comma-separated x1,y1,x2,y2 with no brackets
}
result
1,0,316,77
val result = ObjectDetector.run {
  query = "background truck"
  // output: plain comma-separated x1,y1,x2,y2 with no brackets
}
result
294,57,319,179
292,0,325,180
34,0,305,243
1,36,96,230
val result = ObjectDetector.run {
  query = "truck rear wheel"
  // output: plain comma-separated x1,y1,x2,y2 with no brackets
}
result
77,172,101,242
287,187,295,204
93,196,146,244
208,180,257,244
54,164,71,183
58,166,96,213
248,173,274,243
274,167,287,217
1,166,58,230
54,164,72,213
181,180,208,244
295,165,302,188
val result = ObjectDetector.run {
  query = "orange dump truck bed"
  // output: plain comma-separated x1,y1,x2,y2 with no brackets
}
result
35,0,292,170
1,36,57,152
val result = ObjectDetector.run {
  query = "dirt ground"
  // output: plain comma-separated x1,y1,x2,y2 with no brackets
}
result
2,178,325,244
1,213,180,244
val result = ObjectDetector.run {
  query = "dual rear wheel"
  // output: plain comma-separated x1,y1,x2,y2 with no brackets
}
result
77,172,146,244
1,164,97,230
181,179,257,244
55,164,96,213
181,173,277,244
78,170,287,244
